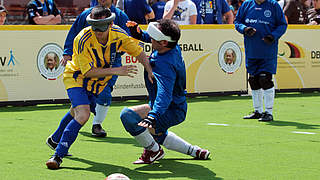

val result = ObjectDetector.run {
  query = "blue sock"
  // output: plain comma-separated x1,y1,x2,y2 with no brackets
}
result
51,112,73,143
55,119,82,158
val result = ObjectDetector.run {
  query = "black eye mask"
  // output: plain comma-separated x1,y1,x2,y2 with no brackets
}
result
86,13,116,32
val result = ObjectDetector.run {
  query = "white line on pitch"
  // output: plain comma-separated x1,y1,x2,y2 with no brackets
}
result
208,123,230,126
207,123,259,128
292,131,316,135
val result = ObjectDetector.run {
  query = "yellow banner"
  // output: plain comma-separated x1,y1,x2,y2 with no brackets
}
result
275,25,320,89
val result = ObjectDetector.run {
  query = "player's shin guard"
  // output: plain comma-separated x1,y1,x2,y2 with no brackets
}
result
120,107,145,136
252,89,263,113
263,87,275,115
51,111,73,143
55,119,82,158
93,104,109,125
163,131,195,156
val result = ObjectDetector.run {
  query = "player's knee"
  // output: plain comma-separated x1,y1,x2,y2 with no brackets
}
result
120,108,136,127
258,73,274,90
120,107,144,136
74,113,90,125
248,75,261,90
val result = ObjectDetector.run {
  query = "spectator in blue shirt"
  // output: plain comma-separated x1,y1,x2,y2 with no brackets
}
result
192,0,234,24
152,0,167,20
26,0,61,24
0,5,7,25
91,0,99,7
116,0,155,24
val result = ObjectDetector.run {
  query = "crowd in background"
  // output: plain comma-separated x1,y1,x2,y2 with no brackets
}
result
0,0,319,25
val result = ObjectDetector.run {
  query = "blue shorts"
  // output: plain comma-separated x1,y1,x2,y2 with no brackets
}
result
67,87,97,115
152,102,187,144
246,58,277,75
96,85,112,106
155,103,187,134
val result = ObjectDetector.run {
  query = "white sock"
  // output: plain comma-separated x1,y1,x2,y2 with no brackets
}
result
263,87,275,115
163,131,198,157
93,104,109,125
252,89,263,113
134,129,159,152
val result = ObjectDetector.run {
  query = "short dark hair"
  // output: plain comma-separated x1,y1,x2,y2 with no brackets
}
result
91,5,112,19
158,19,181,49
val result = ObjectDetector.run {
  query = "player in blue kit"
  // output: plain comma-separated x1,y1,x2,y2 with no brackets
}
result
234,0,287,122
116,0,155,24
120,19,210,164
46,0,130,145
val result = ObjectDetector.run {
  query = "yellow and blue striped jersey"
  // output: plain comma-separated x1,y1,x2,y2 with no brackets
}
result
63,25,143,95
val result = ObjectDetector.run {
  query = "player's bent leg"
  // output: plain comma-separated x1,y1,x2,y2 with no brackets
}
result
46,105,90,169
120,107,146,136
162,131,210,160
120,106,164,164
258,72,274,122
47,111,74,150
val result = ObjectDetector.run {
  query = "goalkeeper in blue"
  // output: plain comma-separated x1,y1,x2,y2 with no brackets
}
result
234,0,287,122
120,19,210,164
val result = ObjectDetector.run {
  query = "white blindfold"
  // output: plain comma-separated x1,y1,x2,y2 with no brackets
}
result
146,22,176,42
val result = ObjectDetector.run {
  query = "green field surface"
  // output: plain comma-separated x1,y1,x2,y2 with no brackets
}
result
0,92,319,180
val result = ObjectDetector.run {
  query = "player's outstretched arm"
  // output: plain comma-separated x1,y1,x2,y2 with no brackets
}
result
135,51,154,83
84,65,138,78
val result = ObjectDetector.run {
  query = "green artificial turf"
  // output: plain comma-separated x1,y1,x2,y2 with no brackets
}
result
0,92,319,180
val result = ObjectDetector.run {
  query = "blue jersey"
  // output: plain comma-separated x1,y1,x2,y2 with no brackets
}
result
63,5,130,88
192,0,230,24
143,42,187,120
152,1,166,20
234,0,287,59
27,0,60,24
90,0,98,7
124,0,153,24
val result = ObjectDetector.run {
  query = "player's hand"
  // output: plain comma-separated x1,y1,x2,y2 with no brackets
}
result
126,21,142,40
147,70,154,84
138,116,156,129
60,55,72,66
117,65,138,77
262,35,275,45
244,27,256,37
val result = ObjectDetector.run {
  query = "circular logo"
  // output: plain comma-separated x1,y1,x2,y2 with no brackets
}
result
264,10,271,18
37,43,65,80
218,41,242,74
